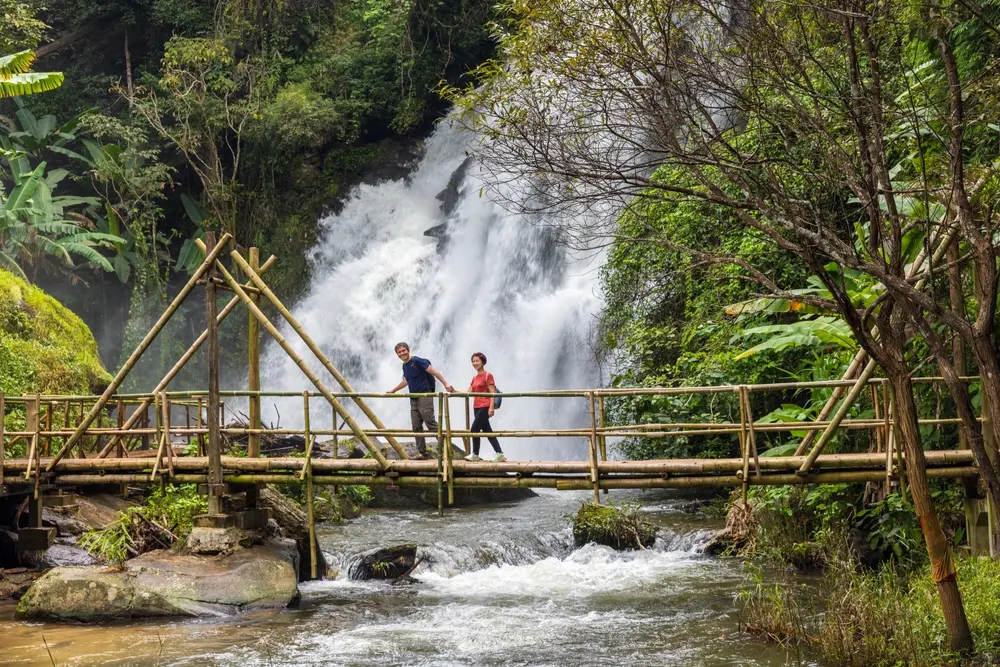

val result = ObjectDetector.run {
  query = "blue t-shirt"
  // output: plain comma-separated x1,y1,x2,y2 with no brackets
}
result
402,356,434,393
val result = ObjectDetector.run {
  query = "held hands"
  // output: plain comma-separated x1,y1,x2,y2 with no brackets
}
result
445,384,456,392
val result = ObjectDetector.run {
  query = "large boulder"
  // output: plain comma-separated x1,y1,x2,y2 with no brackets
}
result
348,544,417,580
16,539,299,621
572,502,657,551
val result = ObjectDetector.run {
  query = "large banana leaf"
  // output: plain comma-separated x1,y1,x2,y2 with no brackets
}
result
0,72,65,98
0,51,34,78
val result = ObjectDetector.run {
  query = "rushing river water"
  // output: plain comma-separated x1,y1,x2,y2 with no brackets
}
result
0,490,814,666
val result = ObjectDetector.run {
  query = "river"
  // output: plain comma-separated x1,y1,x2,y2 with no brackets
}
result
0,489,814,666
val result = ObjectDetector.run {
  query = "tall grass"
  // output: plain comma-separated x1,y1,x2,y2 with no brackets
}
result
738,553,1000,665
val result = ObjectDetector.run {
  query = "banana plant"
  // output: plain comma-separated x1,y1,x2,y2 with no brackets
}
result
1,98,91,156
0,51,63,99
0,155,123,279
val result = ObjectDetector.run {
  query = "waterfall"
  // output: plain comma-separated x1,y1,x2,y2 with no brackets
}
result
260,117,605,460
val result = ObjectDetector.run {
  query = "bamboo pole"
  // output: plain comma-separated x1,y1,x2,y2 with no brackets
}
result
302,391,318,579
247,247,261,510
205,232,224,515
97,255,277,459
437,393,444,516
587,392,600,503
32,398,41,500
463,397,471,456
793,353,868,456
444,396,454,505
195,240,391,468
161,392,174,478
739,387,749,502
47,232,233,470
0,448,975,475
797,360,879,474
598,395,608,462
228,249,407,460
23,397,38,482
4,464,979,491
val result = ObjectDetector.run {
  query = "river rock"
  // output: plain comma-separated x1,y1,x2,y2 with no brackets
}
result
16,539,300,621
348,544,417,580
572,502,657,551
20,544,97,568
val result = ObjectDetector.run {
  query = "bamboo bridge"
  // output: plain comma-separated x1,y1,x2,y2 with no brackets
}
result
0,232,992,561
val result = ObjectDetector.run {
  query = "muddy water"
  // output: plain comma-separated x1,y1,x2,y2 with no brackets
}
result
0,490,815,666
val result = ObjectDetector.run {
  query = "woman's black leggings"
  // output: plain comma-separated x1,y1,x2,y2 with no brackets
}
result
471,407,502,455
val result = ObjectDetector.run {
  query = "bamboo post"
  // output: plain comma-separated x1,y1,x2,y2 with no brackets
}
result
205,232,224,515
195,240,391,468
116,398,125,458
444,397,454,505
23,396,39,482
97,255,276,458
301,391,318,578
47,232,233,470
161,392,174,478
463,397,471,456
797,360,879,474
247,247,261,510
32,397,41,501
738,387,750,503
227,250,408,460
741,387,761,478
43,402,52,456
437,393,444,516
587,392,601,503
870,385,882,454
150,393,168,481
598,394,608,462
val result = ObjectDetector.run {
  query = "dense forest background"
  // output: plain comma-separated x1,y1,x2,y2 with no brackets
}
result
1,0,496,388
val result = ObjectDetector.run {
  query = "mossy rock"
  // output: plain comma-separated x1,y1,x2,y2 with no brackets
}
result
572,502,657,551
0,269,111,396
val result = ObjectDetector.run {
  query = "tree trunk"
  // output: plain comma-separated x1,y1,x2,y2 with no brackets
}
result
889,371,973,653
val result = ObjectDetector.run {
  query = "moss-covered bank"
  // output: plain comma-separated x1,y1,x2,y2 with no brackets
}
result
0,269,111,396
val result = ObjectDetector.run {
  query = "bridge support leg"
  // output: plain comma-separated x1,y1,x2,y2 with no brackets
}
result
246,247,261,511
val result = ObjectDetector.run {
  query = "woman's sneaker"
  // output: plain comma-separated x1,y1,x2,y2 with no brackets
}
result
493,454,508,462
464,454,481,461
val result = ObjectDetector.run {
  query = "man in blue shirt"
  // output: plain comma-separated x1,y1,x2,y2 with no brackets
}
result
387,342,456,459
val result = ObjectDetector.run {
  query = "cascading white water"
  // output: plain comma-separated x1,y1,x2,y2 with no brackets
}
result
261,117,605,460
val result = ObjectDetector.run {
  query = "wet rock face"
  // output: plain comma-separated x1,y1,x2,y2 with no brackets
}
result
348,545,418,580
16,539,300,621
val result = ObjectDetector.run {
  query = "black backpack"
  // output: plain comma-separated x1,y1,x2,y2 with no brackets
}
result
493,389,502,410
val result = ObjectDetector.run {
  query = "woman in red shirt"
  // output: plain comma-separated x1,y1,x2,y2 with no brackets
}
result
465,352,506,462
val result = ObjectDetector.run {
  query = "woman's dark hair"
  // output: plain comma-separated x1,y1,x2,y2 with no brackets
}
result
471,352,487,365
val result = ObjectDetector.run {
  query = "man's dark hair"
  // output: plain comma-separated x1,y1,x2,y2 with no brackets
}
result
394,342,410,352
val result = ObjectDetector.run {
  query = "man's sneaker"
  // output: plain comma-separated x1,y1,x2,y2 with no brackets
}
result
464,454,482,461
493,454,508,462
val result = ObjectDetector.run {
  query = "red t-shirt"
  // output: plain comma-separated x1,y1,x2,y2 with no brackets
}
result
470,372,496,409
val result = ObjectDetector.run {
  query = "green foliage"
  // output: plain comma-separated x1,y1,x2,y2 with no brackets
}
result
738,554,1000,665
0,1,47,52
77,509,137,567
339,484,372,507
571,501,656,550
142,484,207,537
0,267,110,395
77,484,207,566
0,51,63,98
